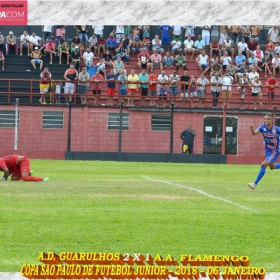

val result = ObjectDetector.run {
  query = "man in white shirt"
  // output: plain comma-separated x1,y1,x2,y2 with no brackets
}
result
171,37,182,54
29,32,43,54
201,25,211,51
184,35,194,58
222,72,234,108
172,25,183,41
83,47,94,66
267,25,279,43
42,25,53,45
92,25,104,38
20,31,30,55
237,38,248,58
157,70,169,107
272,53,280,76
196,49,210,74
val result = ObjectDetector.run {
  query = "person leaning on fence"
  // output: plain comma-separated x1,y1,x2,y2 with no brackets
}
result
237,73,250,109
39,67,51,104
266,74,279,109
222,71,234,109
64,63,78,105
55,81,62,105
78,67,90,105
180,125,197,154
210,71,222,108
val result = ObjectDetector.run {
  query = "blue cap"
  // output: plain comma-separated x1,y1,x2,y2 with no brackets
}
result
135,36,139,40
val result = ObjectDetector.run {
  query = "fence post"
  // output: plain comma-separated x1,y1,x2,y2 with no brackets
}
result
170,102,174,153
67,101,72,151
118,101,123,153
14,98,19,150
221,103,227,155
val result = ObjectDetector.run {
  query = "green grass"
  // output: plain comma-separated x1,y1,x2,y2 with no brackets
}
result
0,160,280,272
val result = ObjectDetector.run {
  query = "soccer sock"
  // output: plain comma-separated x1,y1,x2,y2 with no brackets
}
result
22,176,44,182
254,167,266,185
274,163,280,169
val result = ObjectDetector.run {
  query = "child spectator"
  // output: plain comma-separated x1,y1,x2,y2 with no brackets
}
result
55,81,62,105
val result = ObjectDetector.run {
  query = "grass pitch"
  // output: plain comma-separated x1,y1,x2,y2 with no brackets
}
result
0,160,280,272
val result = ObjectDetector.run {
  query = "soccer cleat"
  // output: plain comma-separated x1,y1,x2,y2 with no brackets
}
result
30,170,34,176
43,178,49,182
248,183,256,190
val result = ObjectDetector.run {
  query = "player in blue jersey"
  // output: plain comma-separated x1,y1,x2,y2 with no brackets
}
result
248,112,280,190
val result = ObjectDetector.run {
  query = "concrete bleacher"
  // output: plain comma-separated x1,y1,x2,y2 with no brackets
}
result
0,25,277,108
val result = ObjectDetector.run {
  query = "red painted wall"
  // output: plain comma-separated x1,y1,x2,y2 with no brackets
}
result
0,105,267,163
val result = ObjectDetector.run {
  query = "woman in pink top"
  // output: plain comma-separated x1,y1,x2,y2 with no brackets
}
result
44,39,56,64
90,69,104,104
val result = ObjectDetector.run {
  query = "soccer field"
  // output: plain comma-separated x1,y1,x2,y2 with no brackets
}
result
0,160,279,273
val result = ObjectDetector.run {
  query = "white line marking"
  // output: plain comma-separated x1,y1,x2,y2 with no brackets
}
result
142,176,261,214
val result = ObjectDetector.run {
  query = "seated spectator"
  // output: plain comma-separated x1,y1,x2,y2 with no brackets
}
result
171,36,182,54
222,36,234,59
196,49,209,74
90,69,104,105
150,50,163,73
30,47,43,71
261,54,271,77
183,35,195,59
113,56,126,75
120,34,132,55
96,58,106,76
71,34,81,51
106,35,117,51
83,47,94,66
0,32,5,55
59,41,70,64
131,36,143,58
115,42,130,64
235,49,247,67
97,35,106,57
163,51,174,68
175,50,187,71
46,33,57,44
221,51,232,71
71,47,81,70
210,59,222,77
254,44,264,64
44,39,56,64
88,34,98,55
248,53,262,71
0,50,5,70
265,40,276,60
6,31,18,55
103,49,114,69
20,31,30,55
247,37,258,58
237,38,248,59
275,42,280,55
226,61,237,82
29,32,43,54
236,60,249,78
209,38,220,61
137,48,150,71
57,33,68,55
152,35,164,54
272,53,280,77
193,35,205,57
142,37,150,51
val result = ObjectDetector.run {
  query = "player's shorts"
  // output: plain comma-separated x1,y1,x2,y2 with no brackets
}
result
40,84,49,93
12,156,31,180
265,151,279,164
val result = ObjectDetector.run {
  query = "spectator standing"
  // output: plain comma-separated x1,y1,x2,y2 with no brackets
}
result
210,71,222,108
42,25,53,45
0,32,5,55
78,67,90,105
83,47,94,67
106,69,117,106
268,26,279,44
180,125,197,154
180,70,190,106
74,25,90,49
127,70,139,106
0,50,5,70
169,71,180,105
148,70,157,106
138,69,149,106
158,25,173,52
197,72,209,108
266,74,278,109
118,70,128,105
221,72,234,108
63,63,78,104
90,69,103,105
39,67,51,104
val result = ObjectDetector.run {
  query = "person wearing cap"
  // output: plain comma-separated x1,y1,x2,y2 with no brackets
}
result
148,70,158,106
157,70,169,107
28,32,42,54
6,31,18,55
171,36,182,54
137,48,150,71
97,35,106,58
169,71,180,105
131,36,143,58
30,47,43,71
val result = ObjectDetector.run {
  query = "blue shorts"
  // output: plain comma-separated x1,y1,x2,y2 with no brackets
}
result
161,37,170,45
120,89,127,96
265,150,279,164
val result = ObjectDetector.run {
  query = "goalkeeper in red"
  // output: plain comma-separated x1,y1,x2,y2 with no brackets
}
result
0,155,49,182
248,112,280,190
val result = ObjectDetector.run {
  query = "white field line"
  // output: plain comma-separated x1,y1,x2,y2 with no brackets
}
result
142,176,261,214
